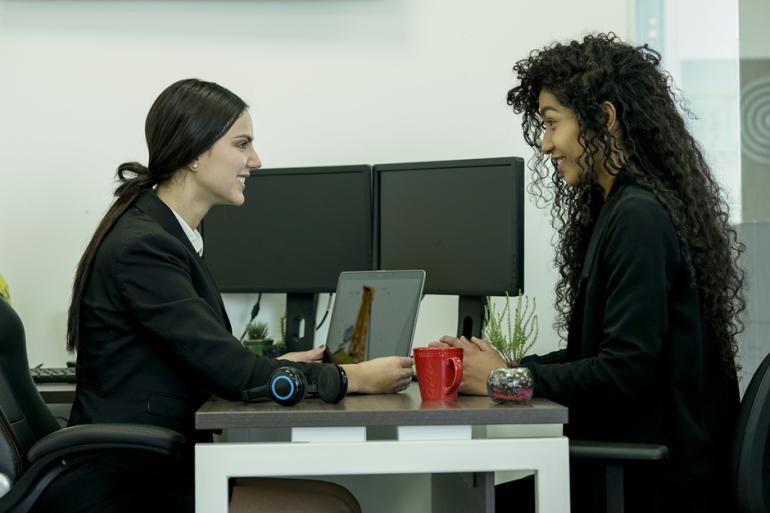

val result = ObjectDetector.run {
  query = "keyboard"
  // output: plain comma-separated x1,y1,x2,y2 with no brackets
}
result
30,367,77,383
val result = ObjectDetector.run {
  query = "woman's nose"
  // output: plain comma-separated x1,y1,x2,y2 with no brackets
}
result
540,134,553,154
249,151,262,171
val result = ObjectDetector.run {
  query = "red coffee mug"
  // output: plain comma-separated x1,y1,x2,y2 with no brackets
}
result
413,347,464,401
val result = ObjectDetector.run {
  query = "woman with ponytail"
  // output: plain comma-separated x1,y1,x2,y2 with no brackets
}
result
40,79,412,513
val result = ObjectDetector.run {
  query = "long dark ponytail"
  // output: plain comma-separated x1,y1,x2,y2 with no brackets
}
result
67,79,248,352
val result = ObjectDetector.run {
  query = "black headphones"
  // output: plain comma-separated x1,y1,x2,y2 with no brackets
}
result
241,365,348,406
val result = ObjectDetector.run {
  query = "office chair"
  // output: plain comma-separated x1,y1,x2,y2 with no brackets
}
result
732,350,770,513
0,299,185,513
569,350,770,513
568,438,668,513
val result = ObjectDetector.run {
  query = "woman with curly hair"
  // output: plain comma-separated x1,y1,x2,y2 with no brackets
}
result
435,33,744,512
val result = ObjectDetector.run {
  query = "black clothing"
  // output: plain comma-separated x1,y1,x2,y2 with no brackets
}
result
44,191,326,513
69,191,320,443
521,179,739,513
31,453,194,513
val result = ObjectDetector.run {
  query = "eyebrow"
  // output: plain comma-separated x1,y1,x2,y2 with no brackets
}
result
538,106,558,116
233,134,254,142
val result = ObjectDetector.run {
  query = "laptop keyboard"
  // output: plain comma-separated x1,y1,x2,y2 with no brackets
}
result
30,367,77,383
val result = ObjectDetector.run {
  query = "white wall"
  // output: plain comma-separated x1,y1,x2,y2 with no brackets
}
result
663,0,741,220
0,0,628,367
737,0,770,393
741,0,770,59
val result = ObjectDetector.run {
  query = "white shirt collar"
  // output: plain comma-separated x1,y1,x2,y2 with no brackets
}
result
168,207,204,256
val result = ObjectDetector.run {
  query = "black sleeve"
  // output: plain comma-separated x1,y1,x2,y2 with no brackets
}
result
520,349,567,365
522,195,680,405
116,230,317,400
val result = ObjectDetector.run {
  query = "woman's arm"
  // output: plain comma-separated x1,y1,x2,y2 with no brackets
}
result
118,230,413,398
117,230,308,400
342,357,414,394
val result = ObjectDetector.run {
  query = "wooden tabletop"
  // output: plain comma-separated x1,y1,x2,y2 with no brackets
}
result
195,383,567,430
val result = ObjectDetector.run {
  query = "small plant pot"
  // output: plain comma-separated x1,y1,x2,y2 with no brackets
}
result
487,367,534,403
264,344,287,358
243,339,274,356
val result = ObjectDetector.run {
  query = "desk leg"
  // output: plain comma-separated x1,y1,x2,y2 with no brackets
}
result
533,438,571,513
432,472,494,513
195,443,231,513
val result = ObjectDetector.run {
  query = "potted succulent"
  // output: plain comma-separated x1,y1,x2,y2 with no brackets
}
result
242,320,274,356
483,291,539,403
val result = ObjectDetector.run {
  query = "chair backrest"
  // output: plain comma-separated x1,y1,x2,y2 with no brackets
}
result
0,300,60,484
733,350,770,513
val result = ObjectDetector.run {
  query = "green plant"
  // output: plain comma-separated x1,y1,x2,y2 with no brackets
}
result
277,315,286,345
483,291,538,366
246,320,270,341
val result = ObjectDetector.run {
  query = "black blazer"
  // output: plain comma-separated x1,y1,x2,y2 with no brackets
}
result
522,178,738,512
69,191,319,442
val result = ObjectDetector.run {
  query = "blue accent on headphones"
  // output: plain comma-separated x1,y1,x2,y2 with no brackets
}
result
271,374,295,400
241,365,345,407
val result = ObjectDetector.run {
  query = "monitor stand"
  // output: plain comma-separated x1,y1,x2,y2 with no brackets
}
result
457,295,486,340
285,293,318,352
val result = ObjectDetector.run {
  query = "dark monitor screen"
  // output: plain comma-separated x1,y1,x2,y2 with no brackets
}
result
202,165,373,293
374,157,524,296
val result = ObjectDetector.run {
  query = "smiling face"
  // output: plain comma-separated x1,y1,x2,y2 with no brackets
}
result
192,110,261,208
538,90,586,187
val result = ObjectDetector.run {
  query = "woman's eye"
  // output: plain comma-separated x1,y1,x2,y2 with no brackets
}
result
541,119,556,129
238,141,248,150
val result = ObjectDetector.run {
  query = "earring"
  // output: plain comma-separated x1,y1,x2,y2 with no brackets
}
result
192,161,199,171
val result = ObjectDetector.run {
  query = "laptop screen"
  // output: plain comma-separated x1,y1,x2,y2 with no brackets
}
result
325,270,425,363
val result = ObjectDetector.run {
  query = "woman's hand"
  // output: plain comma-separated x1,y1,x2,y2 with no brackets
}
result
342,356,414,394
277,346,325,363
429,336,509,395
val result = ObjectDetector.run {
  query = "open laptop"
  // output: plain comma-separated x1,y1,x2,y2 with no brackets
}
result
324,270,425,363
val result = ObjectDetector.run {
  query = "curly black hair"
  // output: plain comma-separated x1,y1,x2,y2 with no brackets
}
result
507,33,745,376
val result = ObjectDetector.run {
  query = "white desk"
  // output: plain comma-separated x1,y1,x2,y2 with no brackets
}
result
194,384,570,513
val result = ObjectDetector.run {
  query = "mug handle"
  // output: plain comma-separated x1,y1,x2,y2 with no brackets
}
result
444,356,464,396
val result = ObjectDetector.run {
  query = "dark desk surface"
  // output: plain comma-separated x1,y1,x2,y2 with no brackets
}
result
37,383,76,404
195,384,567,430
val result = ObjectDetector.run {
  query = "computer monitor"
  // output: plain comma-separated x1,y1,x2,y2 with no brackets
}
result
202,165,373,351
373,157,524,338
